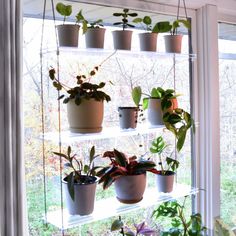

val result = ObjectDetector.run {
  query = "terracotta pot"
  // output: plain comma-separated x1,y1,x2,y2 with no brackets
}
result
63,175,98,215
57,24,80,47
114,173,146,204
85,28,106,49
139,32,158,52
164,35,183,53
156,171,175,193
112,30,133,50
118,107,138,129
67,99,104,133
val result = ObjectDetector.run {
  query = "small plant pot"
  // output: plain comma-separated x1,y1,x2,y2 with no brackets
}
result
85,28,106,49
147,98,164,126
67,99,104,133
156,171,175,193
114,173,146,204
63,175,98,215
118,107,138,129
112,30,133,50
139,32,158,52
57,24,80,47
164,35,183,53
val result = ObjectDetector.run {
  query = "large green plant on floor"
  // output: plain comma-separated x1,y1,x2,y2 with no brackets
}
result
152,197,206,236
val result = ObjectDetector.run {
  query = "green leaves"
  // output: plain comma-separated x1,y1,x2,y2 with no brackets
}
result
150,136,166,155
75,10,88,34
56,3,72,19
111,218,124,231
132,86,141,107
113,8,138,30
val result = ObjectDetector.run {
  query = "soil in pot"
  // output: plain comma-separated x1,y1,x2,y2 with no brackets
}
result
156,170,175,193
164,35,183,53
67,99,104,133
114,173,146,204
63,175,98,215
85,28,106,49
112,30,133,50
57,25,80,47
118,107,138,129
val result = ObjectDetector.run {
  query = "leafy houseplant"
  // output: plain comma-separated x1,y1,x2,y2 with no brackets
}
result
150,136,179,193
156,20,191,53
56,2,87,47
132,86,193,152
49,62,111,133
112,8,138,50
97,149,156,203
152,197,206,236
133,16,172,52
53,146,99,215
111,216,156,236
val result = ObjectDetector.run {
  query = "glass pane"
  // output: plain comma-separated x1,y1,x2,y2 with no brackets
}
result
219,22,236,228
23,11,192,235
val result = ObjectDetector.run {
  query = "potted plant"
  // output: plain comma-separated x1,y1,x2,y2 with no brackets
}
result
97,149,156,203
133,16,171,52
152,197,207,235
132,86,178,127
49,62,111,133
156,20,191,53
118,106,139,129
84,19,106,49
53,146,99,215
150,136,179,193
112,8,138,50
132,86,193,152
56,2,87,47
111,216,156,235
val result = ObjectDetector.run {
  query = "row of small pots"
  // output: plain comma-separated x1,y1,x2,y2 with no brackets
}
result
57,25,183,53
67,98,166,133
64,171,175,216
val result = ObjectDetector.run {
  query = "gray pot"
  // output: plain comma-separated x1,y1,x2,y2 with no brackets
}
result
85,28,106,49
147,98,164,126
164,35,183,53
57,24,80,47
63,175,98,215
67,99,104,133
156,171,175,193
118,107,138,129
114,173,146,204
112,30,133,50
139,32,158,52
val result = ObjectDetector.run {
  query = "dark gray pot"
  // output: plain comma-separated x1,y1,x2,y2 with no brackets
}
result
164,35,183,53
112,30,133,50
139,32,158,52
118,107,138,129
85,28,106,49
57,24,80,47
156,171,175,193
147,98,164,126
63,175,98,215
114,173,146,204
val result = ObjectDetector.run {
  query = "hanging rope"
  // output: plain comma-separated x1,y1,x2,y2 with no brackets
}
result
50,0,65,234
40,0,48,226
176,0,189,35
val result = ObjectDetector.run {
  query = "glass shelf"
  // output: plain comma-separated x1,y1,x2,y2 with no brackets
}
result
42,47,196,61
44,184,198,230
42,125,165,144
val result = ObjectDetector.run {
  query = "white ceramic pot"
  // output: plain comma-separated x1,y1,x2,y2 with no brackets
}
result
112,30,133,50
147,98,164,126
67,99,104,133
118,107,138,129
139,32,158,52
